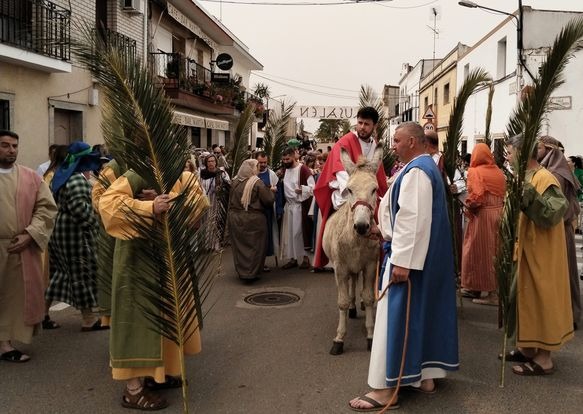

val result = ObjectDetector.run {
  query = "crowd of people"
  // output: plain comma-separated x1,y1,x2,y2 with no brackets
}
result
0,106,581,410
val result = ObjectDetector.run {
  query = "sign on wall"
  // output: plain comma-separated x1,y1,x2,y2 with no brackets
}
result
293,106,360,119
167,3,217,50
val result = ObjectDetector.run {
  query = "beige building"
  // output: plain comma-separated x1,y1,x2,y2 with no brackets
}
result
0,0,262,169
418,43,469,148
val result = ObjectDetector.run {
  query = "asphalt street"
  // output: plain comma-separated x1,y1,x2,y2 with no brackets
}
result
1,247,582,414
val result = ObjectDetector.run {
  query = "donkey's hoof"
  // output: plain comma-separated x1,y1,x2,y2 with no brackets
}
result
367,338,373,351
330,341,344,355
348,308,357,319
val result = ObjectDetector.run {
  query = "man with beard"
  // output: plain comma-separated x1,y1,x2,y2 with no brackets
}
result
537,136,581,329
280,147,314,269
313,107,388,269
0,130,57,362
255,151,279,269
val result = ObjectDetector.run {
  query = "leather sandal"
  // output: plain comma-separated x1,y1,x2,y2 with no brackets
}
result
122,386,168,411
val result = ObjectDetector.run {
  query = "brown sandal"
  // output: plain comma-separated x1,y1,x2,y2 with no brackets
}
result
121,386,168,411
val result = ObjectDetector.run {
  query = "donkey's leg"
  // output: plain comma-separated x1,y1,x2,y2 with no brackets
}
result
331,272,350,355
348,275,357,319
362,264,377,351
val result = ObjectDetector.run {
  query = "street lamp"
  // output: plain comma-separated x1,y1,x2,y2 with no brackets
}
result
458,1,535,83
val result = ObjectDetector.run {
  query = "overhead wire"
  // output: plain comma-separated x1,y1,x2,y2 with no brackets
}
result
251,72,359,100
200,0,393,6
259,72,360,93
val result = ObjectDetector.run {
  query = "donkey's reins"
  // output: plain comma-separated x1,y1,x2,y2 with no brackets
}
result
351,199,374,212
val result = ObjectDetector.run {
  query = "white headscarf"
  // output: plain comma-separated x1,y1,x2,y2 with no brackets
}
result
236,159,260,211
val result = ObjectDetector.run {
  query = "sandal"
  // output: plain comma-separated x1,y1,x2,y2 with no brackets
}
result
81,319,110,332
349,395,399,412
498,349,532,363
122,386,168,411
42,315,60,330
512,361,554,376
144,375,183,390
1,349,31,363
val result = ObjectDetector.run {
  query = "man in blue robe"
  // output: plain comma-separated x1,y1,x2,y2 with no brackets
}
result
255,151,279,268
349,122,459,411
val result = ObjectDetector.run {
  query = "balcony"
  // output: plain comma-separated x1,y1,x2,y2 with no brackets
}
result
149,51,262,116
0,0,71,72
95,27,137,60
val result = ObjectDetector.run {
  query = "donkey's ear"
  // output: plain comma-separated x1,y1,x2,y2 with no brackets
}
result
370,143,384,172
340,148,356,175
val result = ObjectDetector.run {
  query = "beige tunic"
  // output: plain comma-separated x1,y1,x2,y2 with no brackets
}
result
0,167,57,343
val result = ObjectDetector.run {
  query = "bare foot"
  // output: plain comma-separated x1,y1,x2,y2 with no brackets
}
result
349,389,398,410
419,379,435,393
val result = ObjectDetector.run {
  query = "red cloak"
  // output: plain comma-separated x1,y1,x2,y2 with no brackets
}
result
313,132,387,267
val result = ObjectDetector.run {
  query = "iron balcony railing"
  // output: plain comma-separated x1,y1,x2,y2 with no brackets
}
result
0,0,71,61
95,27,137,59
150,51,264,110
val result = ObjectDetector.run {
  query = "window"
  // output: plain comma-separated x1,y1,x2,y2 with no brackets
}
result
434,88,438,107
191,127,201,147
461,140,468,155
0,99,10,130
497,37,507,79
424,96,429,112
443,83,450,105
464,63,470,80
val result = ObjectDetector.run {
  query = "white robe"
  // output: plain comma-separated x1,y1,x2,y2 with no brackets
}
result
280,165,314,261
368,155,447,389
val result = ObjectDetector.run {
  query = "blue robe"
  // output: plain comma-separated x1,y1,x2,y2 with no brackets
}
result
259,170,276,257
384,155,459,387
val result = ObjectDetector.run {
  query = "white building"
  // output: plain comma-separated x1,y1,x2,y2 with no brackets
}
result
458,6,583,156
390,59,439,140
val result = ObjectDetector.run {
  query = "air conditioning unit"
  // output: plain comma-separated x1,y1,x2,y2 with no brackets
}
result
121,0,144,14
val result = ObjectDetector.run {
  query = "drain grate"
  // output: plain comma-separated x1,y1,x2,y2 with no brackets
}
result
243,291,301,307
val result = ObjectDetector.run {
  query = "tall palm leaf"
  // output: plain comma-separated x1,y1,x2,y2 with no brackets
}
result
443,68,491,285
359,85,394,174
496,17,583,387
71,23,219,413
229,103,255,177
264,100,295,170
484,82,495,147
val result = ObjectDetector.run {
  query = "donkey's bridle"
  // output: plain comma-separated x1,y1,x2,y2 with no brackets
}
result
350,200,374,213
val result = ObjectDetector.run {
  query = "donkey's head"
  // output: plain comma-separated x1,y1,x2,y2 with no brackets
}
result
340,144,383,236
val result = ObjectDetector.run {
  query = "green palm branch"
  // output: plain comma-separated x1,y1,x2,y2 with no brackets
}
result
496,16,583,387
443,68,491,283
264,100,295,170
359,85,395,174
229,103,256,177
484,82,495,147
71,23,219,413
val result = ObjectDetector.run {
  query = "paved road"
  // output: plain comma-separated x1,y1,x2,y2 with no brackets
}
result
1,247,582,414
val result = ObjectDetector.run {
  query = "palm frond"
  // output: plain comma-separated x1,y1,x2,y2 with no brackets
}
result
229,103,255,177
484,83,495,147
496,16,583,387
71,22,221,413
359,84,388,141
264,100,295,170
443,68,491,282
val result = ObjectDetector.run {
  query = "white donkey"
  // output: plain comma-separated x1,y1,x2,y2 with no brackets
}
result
323,145,382,355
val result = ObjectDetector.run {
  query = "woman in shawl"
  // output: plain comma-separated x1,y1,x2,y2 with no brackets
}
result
200,153,230,249
46,142,105,330
460,143,506,305
228,159,275,281
537,136,581,329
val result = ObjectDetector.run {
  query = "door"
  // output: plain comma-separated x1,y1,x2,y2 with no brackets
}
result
53,108,83,145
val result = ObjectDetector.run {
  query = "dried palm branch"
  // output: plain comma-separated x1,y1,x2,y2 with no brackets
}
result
264,100,295,170
229,103,256,177
71,23,220,413
484,83,495,147
443,68,491,282
496,17,583,387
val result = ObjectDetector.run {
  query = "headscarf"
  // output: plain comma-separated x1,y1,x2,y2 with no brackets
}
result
51,141,101,196
236,159,260,211
538,135,579,190
466,143,506,204
539,135,580,220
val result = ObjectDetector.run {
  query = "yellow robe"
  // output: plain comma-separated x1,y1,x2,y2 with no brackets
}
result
99,171,208,382
516,167,574,350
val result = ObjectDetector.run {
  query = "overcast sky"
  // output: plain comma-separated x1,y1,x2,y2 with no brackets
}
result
198,0,583,131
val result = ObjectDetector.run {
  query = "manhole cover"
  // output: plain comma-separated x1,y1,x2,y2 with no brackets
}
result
243,291,301,307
